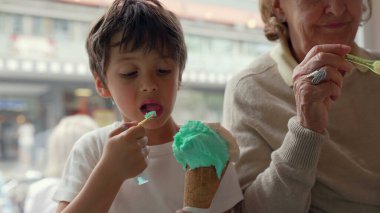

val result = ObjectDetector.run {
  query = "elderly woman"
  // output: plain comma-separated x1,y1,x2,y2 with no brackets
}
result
223,0,380,212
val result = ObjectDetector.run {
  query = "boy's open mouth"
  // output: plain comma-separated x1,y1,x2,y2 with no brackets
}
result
140,103,162,116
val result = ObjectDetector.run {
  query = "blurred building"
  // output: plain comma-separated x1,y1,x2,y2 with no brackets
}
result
0,0,271,161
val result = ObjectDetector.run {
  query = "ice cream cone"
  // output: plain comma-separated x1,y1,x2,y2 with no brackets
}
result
173,121,237,211
183,162,229,210
183,166,221,209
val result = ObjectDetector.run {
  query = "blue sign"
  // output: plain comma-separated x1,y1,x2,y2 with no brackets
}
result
0,100,27,111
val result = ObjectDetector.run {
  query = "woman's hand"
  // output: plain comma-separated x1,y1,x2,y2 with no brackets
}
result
100,122,148,181
292,44,353,133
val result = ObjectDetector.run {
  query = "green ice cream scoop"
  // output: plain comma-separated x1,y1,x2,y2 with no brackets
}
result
173,120,229,178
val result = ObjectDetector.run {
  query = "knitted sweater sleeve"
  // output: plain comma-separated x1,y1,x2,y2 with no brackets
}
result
222,74,327,213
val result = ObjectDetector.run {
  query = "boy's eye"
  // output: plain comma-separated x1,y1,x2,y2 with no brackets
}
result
157,69,171,75
120,71,137,78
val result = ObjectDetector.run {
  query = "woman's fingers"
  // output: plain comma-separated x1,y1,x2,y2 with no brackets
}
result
300,66,344,88
292,44,354,133
296,67,343,100
301,44,351,65
306,80,342,102
294,54,353,81
294,44,354,83
293,65,343,132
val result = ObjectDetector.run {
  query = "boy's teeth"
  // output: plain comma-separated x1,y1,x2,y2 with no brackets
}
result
146,104,160,112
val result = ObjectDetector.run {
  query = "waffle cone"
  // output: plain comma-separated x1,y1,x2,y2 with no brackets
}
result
183,166,224,209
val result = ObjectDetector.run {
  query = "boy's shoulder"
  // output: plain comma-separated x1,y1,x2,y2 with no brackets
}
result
72,121,121,152
82,121,120,139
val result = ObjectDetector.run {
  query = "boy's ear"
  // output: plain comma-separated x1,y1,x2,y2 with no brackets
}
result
94,75,111,98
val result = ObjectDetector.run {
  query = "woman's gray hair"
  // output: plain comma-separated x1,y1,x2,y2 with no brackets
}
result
259,0,373,42
45,115,98,177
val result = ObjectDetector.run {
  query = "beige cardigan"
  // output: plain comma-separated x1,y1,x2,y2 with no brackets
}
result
223,42,380,213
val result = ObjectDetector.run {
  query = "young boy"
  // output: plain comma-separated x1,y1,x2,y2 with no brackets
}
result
53,0,243,212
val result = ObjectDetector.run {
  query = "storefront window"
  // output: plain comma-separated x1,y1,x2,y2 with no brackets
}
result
12,14,23,34
54,19,70,40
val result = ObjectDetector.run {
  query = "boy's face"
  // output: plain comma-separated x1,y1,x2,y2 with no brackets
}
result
95,33,180,129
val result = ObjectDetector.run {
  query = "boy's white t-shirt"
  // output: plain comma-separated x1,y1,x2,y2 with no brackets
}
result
53,122,243,213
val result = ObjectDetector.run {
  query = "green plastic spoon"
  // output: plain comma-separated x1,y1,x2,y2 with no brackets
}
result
345,54,380,75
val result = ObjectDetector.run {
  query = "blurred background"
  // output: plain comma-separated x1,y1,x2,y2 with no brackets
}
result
0,0,379,212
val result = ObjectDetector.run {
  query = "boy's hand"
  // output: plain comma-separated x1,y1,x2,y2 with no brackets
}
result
100,122,148,181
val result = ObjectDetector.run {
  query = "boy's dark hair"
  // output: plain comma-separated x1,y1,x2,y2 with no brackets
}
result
86,0,187,85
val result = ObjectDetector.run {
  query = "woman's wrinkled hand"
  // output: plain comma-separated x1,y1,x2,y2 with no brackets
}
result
292,44,353,133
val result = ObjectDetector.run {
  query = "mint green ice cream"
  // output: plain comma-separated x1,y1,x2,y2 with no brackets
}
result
173,120,229,178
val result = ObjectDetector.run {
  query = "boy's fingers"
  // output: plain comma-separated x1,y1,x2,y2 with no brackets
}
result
123,121,138,130
108,121,139,138
109,125,127,138
123,125,146,142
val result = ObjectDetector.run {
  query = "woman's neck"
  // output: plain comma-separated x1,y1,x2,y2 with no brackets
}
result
287,39,304,63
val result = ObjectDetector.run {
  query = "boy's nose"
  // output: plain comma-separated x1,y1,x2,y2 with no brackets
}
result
140,77,158,92
142,86,157,92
